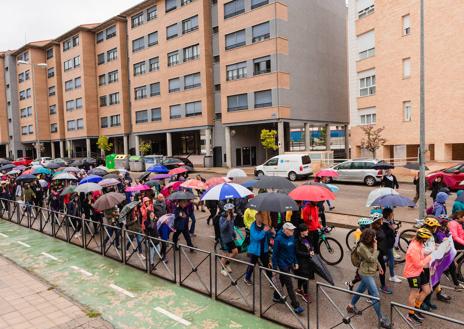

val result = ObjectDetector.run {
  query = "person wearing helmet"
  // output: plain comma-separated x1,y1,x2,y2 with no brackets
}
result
219,203,238,276
371,212,393,294
403,228,433,325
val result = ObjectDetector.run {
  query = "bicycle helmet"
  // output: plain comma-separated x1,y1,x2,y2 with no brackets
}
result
358,217,373,227
423,216,441,228
370,212,383,223
223,203,235,211
416,227,433,239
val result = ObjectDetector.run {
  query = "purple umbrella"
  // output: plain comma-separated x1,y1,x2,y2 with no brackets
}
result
151,174,172,180
371,195,415,208
14,165,26,171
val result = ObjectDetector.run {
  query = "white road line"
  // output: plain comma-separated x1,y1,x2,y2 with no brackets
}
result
70,266,93,277
109,284,135,298
16,241,31,248
0,233,8,238
41,252,59,261
154,307,191,326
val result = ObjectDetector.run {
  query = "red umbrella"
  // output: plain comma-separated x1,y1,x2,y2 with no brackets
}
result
169,167,188,175
166,181,183,190
125,184,151,192
21,169,32,175
181,179,208,190
315,169,339,178
205,176,231,188
289,185,335,201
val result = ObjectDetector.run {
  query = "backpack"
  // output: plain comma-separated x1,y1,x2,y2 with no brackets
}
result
350,243,362,268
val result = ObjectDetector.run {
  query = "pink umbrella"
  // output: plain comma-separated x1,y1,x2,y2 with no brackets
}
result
169,167,188,175
315,169,339,178
205,176,231,188
125,184,150,192
166,181,183,190
181,179,208,190
98,178,120,187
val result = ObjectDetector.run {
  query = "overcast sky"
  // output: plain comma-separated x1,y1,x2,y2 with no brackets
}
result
0,0,143,51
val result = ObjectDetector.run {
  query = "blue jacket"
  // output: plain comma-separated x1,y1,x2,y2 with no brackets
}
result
247,222,272,256
452,191,464,214
219,216,235,244
272,230,297,270
434,192,448,217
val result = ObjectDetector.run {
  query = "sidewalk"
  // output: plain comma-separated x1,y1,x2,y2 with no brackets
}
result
0,256,112,329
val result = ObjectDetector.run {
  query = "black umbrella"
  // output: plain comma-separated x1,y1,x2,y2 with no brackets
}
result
16,174,38,183
373,163,395,170
45,162,61,169
0,164,15,171
145,180,160,188
83,157,97,165
403,162,430,171
247,192,299,213
103,173,120,179
119,200,140,220
88,168,107,177
168,191,195,200
70,159,83,167
254,176,295,191
138,172,150,181
309,254,334,285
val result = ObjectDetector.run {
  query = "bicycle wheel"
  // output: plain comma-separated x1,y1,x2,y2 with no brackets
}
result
319,237,344,266
345,228,357,252
394,236,409,264
399,229,416,253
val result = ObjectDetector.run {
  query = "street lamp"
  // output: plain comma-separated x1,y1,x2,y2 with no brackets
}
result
17,60,48,159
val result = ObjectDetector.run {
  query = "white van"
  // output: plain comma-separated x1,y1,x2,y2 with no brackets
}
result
254,154,312,181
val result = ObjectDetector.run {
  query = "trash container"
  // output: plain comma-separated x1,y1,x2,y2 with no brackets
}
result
114,154,129,170
105,154,117,170
129,156,144,172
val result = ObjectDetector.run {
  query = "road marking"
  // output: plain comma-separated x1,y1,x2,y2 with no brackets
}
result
109,284,135,298
154,307,191,326
70,266,93,277
16,241,30,248
0,233,8,238
41,252,59,261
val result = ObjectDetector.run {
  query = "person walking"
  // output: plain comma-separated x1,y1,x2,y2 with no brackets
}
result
219,203,238,276
144,210,160,270
172,200,194,250
430,176,446,202
381,169,399,190
295,223,315,303
382,208,402,284
302,201,321,254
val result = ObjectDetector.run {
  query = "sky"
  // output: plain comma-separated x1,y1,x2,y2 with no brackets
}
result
0,0,144,51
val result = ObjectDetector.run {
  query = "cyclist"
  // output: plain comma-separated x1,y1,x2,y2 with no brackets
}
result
403,228,433,325
371,212,393,294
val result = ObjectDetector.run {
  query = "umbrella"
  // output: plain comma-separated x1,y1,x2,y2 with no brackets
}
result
14,165,26,171
38,179,48,188
147,165,169,174
119,201,140,219
88,168,107,176
79,175,103,184
16,174,37,183
0,159,11,165
181,179,208,190
366,187,400,207
33,167,52,175
138,172,151,181
254,176,295,191
99,178,120,187
145,180,160,188
181,165,193,172
373,163,395,170
103,173,120,180
75,183,102,194
63,167,80,173
241,179,258,189
151,174,172,180
60,186,76,196
288,185,335,202
168,191,196,200
371,195,415,208
169,167,188,176
53,173,77,181
206,176,230,187
0,164,15,171
315,169,339,178
96,164,108,170
93,192,125,211
227,168,247,178
157,214,175,230
45,162,61,169
22,169,32,175
403,162,429,171
125,184,150,192
324,184,340,193
309,254,334,285
7,170,20,176
201,183,254,201
247,192,299,213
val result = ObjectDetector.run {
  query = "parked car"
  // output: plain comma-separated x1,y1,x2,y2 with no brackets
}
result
12,157,33,166
31,157,52,166
143,155,164,167
426,163,464,190
161,157,194,171
254,154,312,181
330,159,385,186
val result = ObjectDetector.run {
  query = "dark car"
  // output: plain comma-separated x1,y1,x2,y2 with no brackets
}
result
161,157,194,171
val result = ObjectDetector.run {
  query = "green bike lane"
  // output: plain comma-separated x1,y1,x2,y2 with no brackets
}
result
0,219,280,329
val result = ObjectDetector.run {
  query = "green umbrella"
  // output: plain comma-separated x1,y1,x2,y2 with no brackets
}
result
60,186,76,196
33,167,52,175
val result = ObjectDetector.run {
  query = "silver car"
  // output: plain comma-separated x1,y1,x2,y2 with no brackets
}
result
330,159,384,186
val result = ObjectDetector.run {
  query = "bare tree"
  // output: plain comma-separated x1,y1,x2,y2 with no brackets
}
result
360,126,386,158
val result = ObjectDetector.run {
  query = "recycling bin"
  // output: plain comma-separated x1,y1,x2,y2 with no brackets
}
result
114,154,129,170
105,154,117,170
129,156,144,172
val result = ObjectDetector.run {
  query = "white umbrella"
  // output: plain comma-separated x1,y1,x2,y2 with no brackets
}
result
227,168,247,178
38,179,48,188
63,167,80,173
52,172,77,181
75,183,102,194
366,187,399,207
201,183,254,201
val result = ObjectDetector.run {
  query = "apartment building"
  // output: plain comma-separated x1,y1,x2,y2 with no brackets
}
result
0,54,9,156
349,0,464,161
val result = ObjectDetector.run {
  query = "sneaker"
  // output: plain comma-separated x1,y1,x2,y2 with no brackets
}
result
225,265,233,273
220,269,228,277
393,248,401,259
365,299,373,304
380,286,393,294
420,303,431,312
272,296,285,304
389,276,402,283
329,207,335,211
437,292,451,303
140,254,146,260
302,293,311,304
346,305,362,316
344,281,354,291
406,313,423,325
293,306,304,315
428,303,437,310
379,318,392,329
415,312,425,320
455,283,464,291
243,278,253,286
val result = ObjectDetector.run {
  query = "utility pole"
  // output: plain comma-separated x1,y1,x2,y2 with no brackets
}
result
418,0,426,219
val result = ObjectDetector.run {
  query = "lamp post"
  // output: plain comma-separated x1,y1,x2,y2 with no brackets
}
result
418,0,426,219
17,60,47,159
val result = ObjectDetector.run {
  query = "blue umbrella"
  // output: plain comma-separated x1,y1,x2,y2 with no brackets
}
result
241,179,258,189
201,183,254,201
147,164,169,173
16,174,37,183
79,175,103,184
371,195,415,208
325,184,340,193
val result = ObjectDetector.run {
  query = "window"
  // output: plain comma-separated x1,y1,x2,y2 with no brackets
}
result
48,86,56,96
166,0,177,12
358,2,374,19
26,88,31,98
227,62,247,80
76,118,84,130
67,120,76,131
184,72,201,89
108,70,118,83
64,59,74,71
151,108,161,121
46,48,53,59
110,115,120,127
99,74,106,86
63,35,79,51
183,44,199,61
132,12,144,28
149,57,159,71
254,89,272,108
402,14,411,35
224,0,245,19
19,90,25,100
50,123,58,133
147,6,157,21
148,31,158,46
20,107,31,118
403,101,412,122
66,100,75,111
170,104,182,119
186,101,201,117
182,16,198,34
24,70,30,81
21,126,28,135
134,61,146,76
150,82,161,96
225,30,246,50
169,78,181,92
357,30,375,60
49,104,57,115
107,48,117,61
65,80,74,91
136,110,148,123
253,56,271,75
73,56,80,68
106,25,116,39
166,24,178,39
98,53,105,65
26,107,32,117
403,58,411,78
47,67,55,78
109,93,120,105
74,77,81,89
359,75,376,96
252,22,270,43
168,51,179,66
132,37,145,52
75,97,82,109
360,113,376,125
101,117,108,128
99,96,107,107
134,86,147,100
96,31,105,43
251,0,268,9
227,93,248,111
359,48,375,60
18,72,25,83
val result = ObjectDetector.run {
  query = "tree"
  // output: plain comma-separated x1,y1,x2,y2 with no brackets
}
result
260,129,278,160
360,126,386,158
318,126,327,146
96,136,113,157
139,142,152,156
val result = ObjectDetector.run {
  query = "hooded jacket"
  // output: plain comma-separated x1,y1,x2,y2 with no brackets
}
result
247,221,272,256
272,230,297,270
452,190,464,214
448,220,464,247
433,192,448,217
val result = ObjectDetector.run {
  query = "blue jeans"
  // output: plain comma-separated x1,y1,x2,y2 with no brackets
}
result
351,274,383,320
126,233,143,254
386,248,395,277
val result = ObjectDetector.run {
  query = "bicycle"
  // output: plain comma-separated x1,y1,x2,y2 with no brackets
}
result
397,219,424,254
319,226,344,266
